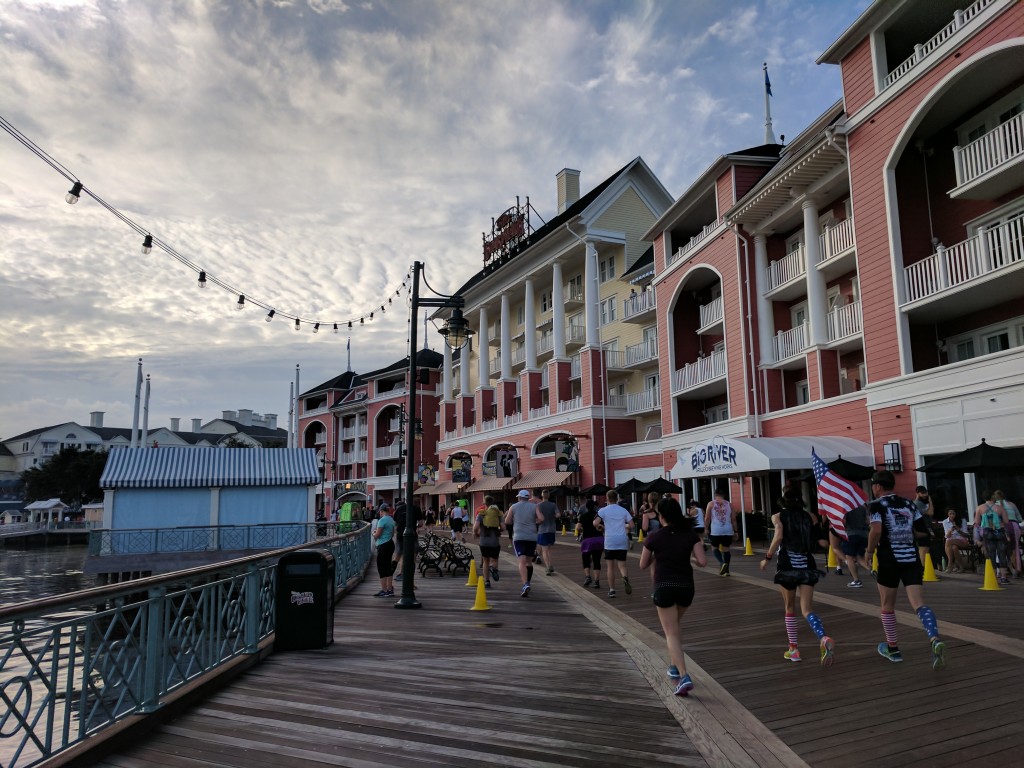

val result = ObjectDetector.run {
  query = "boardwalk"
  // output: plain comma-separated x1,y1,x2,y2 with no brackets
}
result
87,535,1024,768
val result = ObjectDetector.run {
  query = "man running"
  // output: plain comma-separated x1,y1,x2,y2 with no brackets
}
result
705,490,738,576
866,470,947,669
595,489,633,598
505,489,543,597
536,489,559,575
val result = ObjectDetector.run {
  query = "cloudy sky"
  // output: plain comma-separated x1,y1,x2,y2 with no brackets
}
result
0,0,870,440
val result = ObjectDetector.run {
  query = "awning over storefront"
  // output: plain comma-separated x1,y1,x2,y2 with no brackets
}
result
463,476,514,493
671,436,873,479
422,480,466,496
513,470,576,490
412,485,435,495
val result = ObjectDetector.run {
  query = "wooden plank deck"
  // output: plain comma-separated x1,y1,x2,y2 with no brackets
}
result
84,536,1024,768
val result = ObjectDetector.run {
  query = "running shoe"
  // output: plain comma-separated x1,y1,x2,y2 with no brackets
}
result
931,638,946,671
384,590,394,597
484,581,492,589
784,647,802,663
623,577,633,595
489,566,500,582
674,674,694,697
667,666,681,679
373,590,389,597
719,562,728,576
820,636,835,668
583,576,593,587
593,581,600,590
847,580,863,588
877,642,903,663
608,589,616,598
834,566,843,576
520,583,531,598
546,566,555,576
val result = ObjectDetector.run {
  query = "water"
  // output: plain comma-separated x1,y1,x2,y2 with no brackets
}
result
0,544,90,608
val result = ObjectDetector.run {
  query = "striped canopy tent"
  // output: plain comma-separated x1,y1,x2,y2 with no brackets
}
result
101,447,320,488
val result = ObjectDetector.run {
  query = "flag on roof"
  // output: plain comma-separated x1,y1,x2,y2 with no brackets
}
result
764,63,773,97
812,449,866,541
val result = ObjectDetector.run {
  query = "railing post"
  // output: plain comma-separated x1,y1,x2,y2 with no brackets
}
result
935,245,949,291
139,587,166,713
244,564,262,653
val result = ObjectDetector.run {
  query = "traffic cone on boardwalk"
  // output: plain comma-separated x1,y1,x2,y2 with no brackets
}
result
470,574,491,611
979,559,1003,591
827,547,838,569
744,538,755,556
561,524,567,535
922,554,940,582
465,558,479,587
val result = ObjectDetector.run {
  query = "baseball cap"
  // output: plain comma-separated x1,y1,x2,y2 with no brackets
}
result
517,489,530,498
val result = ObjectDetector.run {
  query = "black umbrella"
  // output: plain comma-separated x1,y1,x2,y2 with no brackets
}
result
828,456,875,482
638,477,683,495
916,439,1024,473
615,478,645,496
579,483,610,496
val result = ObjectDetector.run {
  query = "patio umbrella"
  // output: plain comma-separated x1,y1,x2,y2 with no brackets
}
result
638,477,684,495
579,483,610,496
828,456,875,482
615,478,645,496
916,439,1024,473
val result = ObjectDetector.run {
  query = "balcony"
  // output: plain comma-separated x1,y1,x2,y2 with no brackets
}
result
312,432,327,445
489,355,501,372
881,0,995,92
622,290,656,322
826,300,863,349
341,426,358,440
557,396,583,413
667,217,724,267
528,405,549,420
671,348,726,397
952,111,1024,200
607,395,627,409
625,389,660,415
540,366,549,388
339,450,367,465
765,246,807,299
487,324,501,347
603,349,627,372
769,323,810,368
480,418,498,432
565,323,587,348
374,444,402,460
902,216,1024,320
564,282,584,306
511,345,526,367
817,218,857,280
569,355,581,379
537,332,555,356
697,297,723,335
503,412,523,427
624,338,658,367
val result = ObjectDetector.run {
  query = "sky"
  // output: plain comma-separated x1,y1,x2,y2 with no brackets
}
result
0,0,871,440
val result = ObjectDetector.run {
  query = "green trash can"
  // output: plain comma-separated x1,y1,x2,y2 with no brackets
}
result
275,549,335,651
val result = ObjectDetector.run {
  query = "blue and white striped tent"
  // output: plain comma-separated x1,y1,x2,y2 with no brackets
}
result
99,447,321,530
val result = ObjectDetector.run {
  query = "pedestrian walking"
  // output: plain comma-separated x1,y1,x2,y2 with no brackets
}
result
595,489,633,597
505,489,543,597
760,492,835,666
866,470,947,669
639,496,707,696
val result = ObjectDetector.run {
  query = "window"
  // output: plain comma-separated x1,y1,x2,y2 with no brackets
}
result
567,274,583,299
645,373,659,392
795,380,810,406
540,290,552,312
957,86,1024,147
791,302,808,329
599,255,616,283
705,405,729,424
600,297,617,325
516,304,525,325
985,331,1010,354
946,318,1024,363
827,286,844,313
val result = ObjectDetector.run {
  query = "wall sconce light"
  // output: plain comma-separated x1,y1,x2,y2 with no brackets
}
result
883,441,903,472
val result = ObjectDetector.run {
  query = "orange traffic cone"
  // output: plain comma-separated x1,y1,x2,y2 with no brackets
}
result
470,574,491,611
979,559,1003,591
465,558,479,587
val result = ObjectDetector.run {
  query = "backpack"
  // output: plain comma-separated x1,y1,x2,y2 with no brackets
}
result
481,505,502,530
844,505,869,537
781,507,814,555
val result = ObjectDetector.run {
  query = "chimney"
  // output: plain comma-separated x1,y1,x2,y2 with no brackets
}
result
222,410,235,421
556,168,580,214
170,417,180,431
89,411,104,428
192,418,202,433
238,408,253,426
265,413,278,430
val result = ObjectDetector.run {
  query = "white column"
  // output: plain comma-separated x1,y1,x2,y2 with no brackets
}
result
442,342,453,401
460,340,471,394
754,234,775,365
802,199,828,346
478,306,490,386
500,293,512,379
524,278,537,369
584,242,600,347
552,262,566,359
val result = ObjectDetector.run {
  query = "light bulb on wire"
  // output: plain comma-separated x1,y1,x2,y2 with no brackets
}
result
65,181,82,205
333,323,339,334
266,309,275,323
313,323,320,334
236,295,245,311
294,318,300,331
198,271,207,288
141,234,153,254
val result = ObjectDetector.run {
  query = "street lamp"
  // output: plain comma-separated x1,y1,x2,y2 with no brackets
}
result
396,260,474,609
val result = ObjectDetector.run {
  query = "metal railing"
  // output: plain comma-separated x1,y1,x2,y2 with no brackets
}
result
528,406,549,420
1,523,370,768
954,111,1024,188
566,324,586,345
536,333,554,355
374,443,402,460
88,522,360,557
765,246,806,292
819,218,856,263
827,300,862,342
563,283,584,303
671,348,726,392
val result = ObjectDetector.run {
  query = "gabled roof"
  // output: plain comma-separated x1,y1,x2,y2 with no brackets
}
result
3,423,70,442
363,348,444,379
90,427,134,441
622,245,654,281
216,420,288,439
301,370,360,398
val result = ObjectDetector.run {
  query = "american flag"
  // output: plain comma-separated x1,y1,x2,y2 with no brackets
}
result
812,449,866,541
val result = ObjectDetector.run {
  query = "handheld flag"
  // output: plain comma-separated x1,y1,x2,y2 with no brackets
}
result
812,449,866,541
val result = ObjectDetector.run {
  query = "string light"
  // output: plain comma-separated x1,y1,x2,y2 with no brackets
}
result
313,322,320,334
348,321,352,329
141,234,153,254
236,294,245,310
197,270,207,288
333,323,338,333
65,181,82,205
294,318,300,331
266,309,275,322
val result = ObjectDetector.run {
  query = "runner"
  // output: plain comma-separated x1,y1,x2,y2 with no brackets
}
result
760,492,834,666
505,489,543,597
536,489,559,575
639,496,707,696
473,495,503,588
594,489,633,598
705,490,738,576
575,498,604,589
866,470,947,669
449,502,467,544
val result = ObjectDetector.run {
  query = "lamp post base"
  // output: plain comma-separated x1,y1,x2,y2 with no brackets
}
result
394,596,422,609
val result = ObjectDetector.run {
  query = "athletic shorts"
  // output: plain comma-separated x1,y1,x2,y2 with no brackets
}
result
513,540,537,559
774,569,821,590
375,541,396,578
479,545,500,559
537,532,555,547
450,519,464,533
604,548,627,561
875,551,923,589
840,535,867,557
652,584,695,608
709,535,733,548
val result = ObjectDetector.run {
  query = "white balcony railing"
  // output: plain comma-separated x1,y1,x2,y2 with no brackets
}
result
604,349,626,368
954,111,1024,187
881,0,994,91
671,348,726,392
357,424,368,436
623,290,655,319
624,338,658,366
625,389,660,415
827,300,862,342
557,396,583,413
607,395,627,408
387,419,400,433
903,215,1024,303
772,322,810,362
537,332,554,355
443,429,458,441
667,217,723,266
818,218,855,263
566,324,586,345
766,246,807,292
489,355,501,372
570,355,582,378
540,366,549,388
564,282,584,303
698,297,723,329
462,424,477,436
312,432,327,445
529,406,549,420
503,412,523,427
511,346,526,366
374,444,401,460
341,427,357,439
480,418,497,432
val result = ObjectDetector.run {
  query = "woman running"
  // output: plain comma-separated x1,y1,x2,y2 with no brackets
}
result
575,498,604,589
639,496,707,696
760,492,835,666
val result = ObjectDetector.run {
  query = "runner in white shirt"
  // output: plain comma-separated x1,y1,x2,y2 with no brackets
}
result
595,490,634,598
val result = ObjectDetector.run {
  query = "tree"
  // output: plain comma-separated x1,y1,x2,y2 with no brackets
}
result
221,436,255,448
21,446,109,505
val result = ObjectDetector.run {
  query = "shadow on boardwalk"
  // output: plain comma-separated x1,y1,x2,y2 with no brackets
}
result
87,537,1024,768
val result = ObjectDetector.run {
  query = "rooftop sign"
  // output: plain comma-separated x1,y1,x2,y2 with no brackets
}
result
483,196,531,265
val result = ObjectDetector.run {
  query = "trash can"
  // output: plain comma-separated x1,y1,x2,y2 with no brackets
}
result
275,549,335,651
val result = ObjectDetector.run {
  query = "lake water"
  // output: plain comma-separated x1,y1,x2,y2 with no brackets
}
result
0,544,90,607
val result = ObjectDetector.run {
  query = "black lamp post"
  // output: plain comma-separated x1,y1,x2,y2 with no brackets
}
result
396,260,473,609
